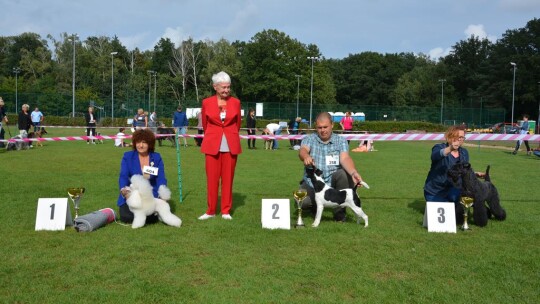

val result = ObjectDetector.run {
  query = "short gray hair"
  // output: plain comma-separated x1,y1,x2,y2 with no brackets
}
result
212,71,231,84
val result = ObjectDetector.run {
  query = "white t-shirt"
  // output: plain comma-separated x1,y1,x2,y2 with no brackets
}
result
266,123,281,134
115,132,125,147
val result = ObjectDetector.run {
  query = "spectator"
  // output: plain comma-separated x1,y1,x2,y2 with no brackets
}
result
31,107,44,132
85,106,97,144
115,127,130,147
173,106,188,147
246,108,257,149
265,122,282,150
0,97,8,148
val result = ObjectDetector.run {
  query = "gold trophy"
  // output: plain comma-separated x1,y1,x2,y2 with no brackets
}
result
67,187,85,219
460,196,474,231
293,189,308,228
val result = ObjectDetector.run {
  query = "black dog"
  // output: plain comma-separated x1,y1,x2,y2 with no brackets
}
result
447,162,506,227
156,124,175,147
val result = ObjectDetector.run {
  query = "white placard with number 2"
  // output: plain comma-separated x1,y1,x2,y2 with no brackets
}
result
261,199,290,230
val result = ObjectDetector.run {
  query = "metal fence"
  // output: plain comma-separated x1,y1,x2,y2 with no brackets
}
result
0,91,505,127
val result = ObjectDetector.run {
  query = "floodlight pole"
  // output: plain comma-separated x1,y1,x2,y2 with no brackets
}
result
295,74,301,118
70,34,78,117
111,52,118,122
147,70,155,111
439,79,446,124
153,72,157,113
510,62,516,125
13,67,21,112
308,56,319,127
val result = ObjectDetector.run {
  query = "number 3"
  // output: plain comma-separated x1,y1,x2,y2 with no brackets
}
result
437,207,445,223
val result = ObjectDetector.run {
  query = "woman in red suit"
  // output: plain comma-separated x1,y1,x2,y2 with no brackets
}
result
198,71,242,220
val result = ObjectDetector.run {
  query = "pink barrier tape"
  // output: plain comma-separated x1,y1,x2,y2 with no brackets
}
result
2,133,539,143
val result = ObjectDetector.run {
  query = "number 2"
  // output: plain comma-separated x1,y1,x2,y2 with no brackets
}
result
272,204,280,219
437,207,445,223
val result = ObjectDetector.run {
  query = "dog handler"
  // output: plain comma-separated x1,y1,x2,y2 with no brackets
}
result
298,112,365,222
423,125,484,223
117,129,167,223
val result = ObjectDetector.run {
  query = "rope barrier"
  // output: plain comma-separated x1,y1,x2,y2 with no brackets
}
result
2,133,539,143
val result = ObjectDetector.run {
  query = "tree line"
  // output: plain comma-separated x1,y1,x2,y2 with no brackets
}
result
0,18,538,121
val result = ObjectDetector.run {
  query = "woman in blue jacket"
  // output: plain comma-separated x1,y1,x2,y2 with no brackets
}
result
117,129,167,223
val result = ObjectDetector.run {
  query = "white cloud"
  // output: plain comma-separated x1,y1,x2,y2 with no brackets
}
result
428,47,451,60
464,24,497,42
119,32,150,51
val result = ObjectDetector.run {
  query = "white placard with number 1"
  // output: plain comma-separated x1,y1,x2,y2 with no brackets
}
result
35,198,73,231
425,201,456,233
261,199,290,230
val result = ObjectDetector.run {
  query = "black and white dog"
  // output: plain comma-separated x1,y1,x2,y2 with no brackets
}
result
305,166,368,228
447,162,506,227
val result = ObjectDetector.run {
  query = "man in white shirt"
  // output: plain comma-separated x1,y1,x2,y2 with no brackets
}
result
31,107,44,132
265,123,283,150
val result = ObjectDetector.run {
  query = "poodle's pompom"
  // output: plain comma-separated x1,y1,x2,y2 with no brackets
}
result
158,185,171,201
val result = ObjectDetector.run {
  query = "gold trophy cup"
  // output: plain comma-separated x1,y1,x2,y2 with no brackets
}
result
460,196,474,231
293,189,308,228
67,187,85,218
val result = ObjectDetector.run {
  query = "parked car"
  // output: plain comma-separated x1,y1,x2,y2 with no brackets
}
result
490,122,518,134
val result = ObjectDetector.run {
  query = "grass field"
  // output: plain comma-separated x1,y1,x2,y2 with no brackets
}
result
0,128,539,303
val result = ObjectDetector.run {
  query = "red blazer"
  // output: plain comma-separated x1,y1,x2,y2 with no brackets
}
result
200,95,242,155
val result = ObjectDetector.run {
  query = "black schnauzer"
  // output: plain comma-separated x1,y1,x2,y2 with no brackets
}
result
156,124,176,147
447,162,506,227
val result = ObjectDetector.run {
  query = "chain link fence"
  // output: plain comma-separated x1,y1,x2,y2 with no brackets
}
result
0,92,505,127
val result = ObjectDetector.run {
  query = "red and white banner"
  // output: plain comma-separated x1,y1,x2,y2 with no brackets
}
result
2,133,539,143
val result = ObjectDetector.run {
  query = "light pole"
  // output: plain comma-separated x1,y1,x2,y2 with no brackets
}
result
295,74,301,118
510,62,516,124
307,56,319,127
147,70,155,111
537,81,540,134
439,79,446,124
69,34,78,117
111,51,118,121
13,67,21,112
153,72,157,113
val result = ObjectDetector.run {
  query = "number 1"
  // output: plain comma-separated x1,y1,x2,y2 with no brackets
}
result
50,203,55,220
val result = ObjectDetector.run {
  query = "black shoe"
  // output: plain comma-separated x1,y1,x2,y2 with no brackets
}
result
512,150,517,155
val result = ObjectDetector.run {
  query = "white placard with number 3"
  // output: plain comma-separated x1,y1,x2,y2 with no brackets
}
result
261,199,290,230
425,201,456,233
35,198,73,231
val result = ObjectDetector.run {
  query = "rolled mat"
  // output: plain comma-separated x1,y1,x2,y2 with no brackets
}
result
73,208,116,232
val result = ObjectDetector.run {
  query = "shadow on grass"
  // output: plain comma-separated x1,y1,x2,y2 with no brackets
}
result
231,192,247,215
408,199,425,214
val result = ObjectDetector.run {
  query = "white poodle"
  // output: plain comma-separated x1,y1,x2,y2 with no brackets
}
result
124,175,182,229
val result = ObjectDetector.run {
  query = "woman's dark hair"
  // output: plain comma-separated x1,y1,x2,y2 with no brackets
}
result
131,129,156,152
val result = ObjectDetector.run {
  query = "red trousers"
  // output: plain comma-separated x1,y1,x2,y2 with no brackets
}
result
205,152,238,215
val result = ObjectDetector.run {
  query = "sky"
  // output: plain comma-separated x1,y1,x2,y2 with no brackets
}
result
1,0,540,60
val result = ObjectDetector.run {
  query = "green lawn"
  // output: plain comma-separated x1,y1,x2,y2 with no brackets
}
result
0,128,538,303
